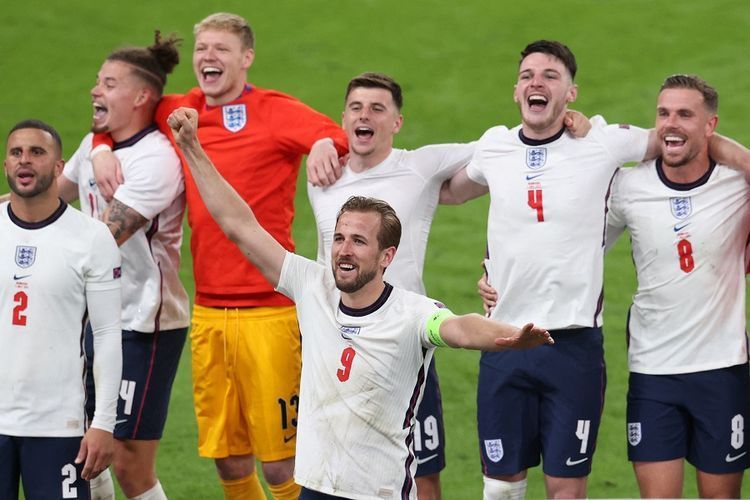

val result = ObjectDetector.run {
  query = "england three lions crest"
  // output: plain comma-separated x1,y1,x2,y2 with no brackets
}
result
15,246,36,268
222,104,247,133
484,438,504,462
627,422,641,446
670,197,692,220
526,148,546,170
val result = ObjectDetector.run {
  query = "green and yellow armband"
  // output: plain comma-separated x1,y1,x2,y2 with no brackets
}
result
426,309,455,348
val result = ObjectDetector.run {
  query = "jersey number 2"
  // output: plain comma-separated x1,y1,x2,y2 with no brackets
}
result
12,291,28,326
527,189,544,222
337,347,356,382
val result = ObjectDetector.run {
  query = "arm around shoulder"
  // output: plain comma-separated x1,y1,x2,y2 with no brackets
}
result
439,167,489,205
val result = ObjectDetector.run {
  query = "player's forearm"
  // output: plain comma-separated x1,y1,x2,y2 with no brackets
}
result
441,314,520,350
87,287,122,433
709,134,750,179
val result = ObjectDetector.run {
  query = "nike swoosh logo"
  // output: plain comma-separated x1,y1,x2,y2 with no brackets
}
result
115,419,128,425
725,451,747,463
673,223,690,232
283,433,296,443
415,453,438,465
13,274,31,280
526,173,544,181
565,457,589,466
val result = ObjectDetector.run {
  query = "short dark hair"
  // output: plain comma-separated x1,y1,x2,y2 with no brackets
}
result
660,74,718,113
520,40,577,80
7,119,63,156
107,31,181,96
345,72,403,110
336,196,402,250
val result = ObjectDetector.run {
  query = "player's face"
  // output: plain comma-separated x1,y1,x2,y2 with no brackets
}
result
514,52,577,139
342,87,402,161
656,88,717,169
331,211,390,294
193,29,254,106
4,128,63,199
91,60,147,141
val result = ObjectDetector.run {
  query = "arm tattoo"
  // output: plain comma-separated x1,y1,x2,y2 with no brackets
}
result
102,198,149,246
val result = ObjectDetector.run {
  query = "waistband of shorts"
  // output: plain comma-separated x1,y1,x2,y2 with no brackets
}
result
547,326,603,338
192,303,297,321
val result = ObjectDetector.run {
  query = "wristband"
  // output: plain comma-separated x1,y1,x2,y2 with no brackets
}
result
90,144,112,159
426,308,454,348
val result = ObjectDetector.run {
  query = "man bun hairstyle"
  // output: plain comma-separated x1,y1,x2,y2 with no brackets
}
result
107,30,181,96
521,40,577,80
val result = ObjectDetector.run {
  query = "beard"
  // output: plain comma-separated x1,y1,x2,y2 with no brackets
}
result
7,171,55,198
334,266,377,294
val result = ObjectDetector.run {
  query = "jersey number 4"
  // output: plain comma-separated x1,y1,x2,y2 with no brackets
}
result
12,291,28,326
528,189,544,222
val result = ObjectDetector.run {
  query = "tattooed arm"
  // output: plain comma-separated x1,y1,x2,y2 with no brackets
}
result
102,198,149,246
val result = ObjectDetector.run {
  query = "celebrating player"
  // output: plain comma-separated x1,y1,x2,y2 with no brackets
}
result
56,33,190,500
0,120,122,499
607,74,750,498
167,105,553,499
90,12,348,499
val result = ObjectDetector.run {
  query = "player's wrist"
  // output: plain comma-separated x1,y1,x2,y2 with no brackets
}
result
90,144,112,160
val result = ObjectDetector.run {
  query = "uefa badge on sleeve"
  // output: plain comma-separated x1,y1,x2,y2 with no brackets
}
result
526,148,547,170
15,246,36,268
484,438,504,462
627,422,641,446
222,104,247,133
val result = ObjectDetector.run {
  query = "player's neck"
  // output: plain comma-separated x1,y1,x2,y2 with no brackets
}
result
10,192,61,223
204,81,247,107
110,115,153,143
340,279,387,309
661,151,711,184
521,117,566,141
348,148,393,173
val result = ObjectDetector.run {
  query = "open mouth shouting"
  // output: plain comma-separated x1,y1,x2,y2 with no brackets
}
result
527,94,548,112
200,66,223,84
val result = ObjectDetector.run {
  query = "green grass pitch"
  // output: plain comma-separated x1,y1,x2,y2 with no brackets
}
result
2,0,750,497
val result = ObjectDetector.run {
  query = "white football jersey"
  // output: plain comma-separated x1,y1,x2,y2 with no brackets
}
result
0,202,121,436
277,252,445,499
607,160,750,374
467,116,649,329
64,128,189,332
308,144,473,294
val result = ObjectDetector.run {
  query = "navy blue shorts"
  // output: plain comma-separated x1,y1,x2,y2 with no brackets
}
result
413,356,445,477
85,327,187,440
0,434,90,499
477,327,606,478
627,363,750,473
299,486,348,499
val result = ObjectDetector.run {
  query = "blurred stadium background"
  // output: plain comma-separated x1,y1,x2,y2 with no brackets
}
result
2,0,749,497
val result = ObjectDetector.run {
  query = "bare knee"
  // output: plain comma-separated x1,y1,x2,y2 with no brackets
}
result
544,475,587,499
416,473,441,500
215,454,256,481
112,439,158,497
261,457,295,485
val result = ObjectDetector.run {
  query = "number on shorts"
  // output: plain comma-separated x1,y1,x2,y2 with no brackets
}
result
278,394,299,430
61,463,78,499
527,189,544,222
731,414,744,450
119,380,136,415
12,291,28,326
677,238,695,273
413,415,440,452
336,347,356,382
576,419,591,454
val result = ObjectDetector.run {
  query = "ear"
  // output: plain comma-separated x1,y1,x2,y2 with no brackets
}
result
242,48,255,71
379,246,397,271
53,159,66,177
513,84,520,103
567,83,578,104
392,114,404,135
134,87,152,107
706,114,719,137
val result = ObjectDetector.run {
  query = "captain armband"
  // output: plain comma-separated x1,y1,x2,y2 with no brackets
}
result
426,309,455,348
